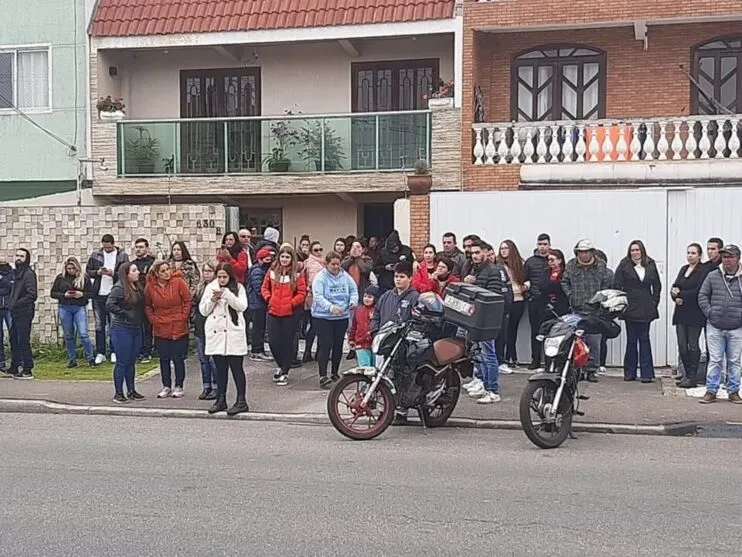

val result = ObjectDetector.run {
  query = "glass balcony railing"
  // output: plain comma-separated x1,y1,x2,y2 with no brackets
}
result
116,111,431,177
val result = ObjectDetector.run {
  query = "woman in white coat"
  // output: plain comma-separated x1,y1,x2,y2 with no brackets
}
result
199,262,249,416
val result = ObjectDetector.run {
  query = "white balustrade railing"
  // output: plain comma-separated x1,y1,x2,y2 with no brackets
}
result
472,116,742,165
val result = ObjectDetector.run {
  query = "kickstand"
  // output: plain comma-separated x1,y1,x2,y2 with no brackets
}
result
417,405,429,434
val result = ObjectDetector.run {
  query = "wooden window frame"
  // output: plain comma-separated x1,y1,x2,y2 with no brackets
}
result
350,58,439,113
179,67,262,118
691,36,742,115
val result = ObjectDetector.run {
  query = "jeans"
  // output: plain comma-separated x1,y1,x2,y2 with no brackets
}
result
478,339,499,393
304,309,317,357
501,300,525,364
213,355,246,398
0,309,11,365
584,333,600,373
527,301,545,365
676,324,702,382
155,336,188,389
623,321,655,380
58,305,94,362
267,312,300,374
314,317,348,378
110,324,141,395
10,312,33,372
600,336,608,367
195,335,217,389
93,296,114,356
356,348,374,367
140,318,153,358
250,308,267,354
705,324,742,394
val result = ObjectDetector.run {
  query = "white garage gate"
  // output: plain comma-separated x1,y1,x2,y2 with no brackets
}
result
430,187,742,367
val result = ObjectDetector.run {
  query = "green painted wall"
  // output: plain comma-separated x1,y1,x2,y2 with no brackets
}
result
0,0,88,183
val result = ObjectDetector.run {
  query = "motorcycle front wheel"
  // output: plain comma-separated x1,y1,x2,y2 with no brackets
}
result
327,374,395,441
421,371,461,428
519,379,573,449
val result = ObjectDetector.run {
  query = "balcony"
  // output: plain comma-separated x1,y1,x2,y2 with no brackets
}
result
117,110,431,178
472,115,742,185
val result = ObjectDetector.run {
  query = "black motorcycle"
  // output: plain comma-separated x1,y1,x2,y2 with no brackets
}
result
519,290,627,449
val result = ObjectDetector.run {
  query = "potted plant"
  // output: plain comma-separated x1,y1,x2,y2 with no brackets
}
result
263,110,300,172
126,126,160,174
300,120,346,171
96,95,126,121
407,159,432,195
426,79,454,109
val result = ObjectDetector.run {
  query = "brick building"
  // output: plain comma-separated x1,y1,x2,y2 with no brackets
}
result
409,1,742,253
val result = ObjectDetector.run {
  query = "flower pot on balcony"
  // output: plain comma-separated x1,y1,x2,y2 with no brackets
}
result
99,110,124,122
428,97,454,110
407,174,433,195
268,159,291,172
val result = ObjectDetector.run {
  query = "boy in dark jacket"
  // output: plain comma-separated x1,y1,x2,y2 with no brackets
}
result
370,261,419,335
0,258,14,371
247,247,274,361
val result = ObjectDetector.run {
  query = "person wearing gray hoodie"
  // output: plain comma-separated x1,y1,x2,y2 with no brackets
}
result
697,244,742,404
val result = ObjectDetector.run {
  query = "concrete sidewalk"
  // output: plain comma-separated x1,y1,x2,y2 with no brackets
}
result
1,357,740,430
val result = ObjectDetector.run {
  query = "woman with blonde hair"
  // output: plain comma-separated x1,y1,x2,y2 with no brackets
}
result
50,257,96,368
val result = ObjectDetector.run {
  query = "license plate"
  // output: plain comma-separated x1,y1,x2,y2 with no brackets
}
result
444,294,474,316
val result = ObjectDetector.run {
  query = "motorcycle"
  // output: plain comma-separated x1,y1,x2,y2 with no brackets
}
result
326,293,477,441
519,289,627,449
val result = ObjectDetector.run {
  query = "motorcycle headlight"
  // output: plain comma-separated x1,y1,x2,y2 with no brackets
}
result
544,336,565,357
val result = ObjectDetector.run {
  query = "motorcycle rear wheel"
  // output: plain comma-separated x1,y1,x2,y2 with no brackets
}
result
519,379,573,449
421,371,461,428
327,374,395,441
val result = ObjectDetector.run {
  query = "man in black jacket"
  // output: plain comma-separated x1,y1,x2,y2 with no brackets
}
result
7,248,37,379
524,233,551,370
374,230,414,294
0,257,13,371
131,238,155,363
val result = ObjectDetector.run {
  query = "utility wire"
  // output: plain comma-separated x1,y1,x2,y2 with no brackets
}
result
0,91,77,151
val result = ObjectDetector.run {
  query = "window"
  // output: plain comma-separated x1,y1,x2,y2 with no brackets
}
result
351,59,438,112
512,46,606,121
692,37,741,114
0,47,50,110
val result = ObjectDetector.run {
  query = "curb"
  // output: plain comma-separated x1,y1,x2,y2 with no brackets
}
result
0,398,706,436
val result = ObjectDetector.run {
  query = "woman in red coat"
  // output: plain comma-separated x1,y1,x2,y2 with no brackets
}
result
261,244,307,386
411,244,438,293
217,232,248,283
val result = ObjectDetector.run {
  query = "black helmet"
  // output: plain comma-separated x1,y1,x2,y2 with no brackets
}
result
412,292,445,323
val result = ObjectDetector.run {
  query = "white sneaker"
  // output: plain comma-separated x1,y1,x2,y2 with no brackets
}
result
499,364,513,374
598,366,607,375
272,370,282,382
157,387,172,398
172,387,184,398
110,353,117,364
477,392,502,404
468,386,487,398
94,354,106,365
463,378,482,390
276,375,289,386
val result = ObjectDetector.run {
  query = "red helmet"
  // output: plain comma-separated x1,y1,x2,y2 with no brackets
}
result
573,338,590,368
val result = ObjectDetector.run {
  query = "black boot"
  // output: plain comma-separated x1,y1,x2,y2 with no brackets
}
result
208,395,228,414
227,395,249,416
678,358,698,389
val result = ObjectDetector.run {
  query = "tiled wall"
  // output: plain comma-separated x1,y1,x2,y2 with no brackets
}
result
1,204,225,343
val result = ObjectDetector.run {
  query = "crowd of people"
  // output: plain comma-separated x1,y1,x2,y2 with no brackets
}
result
1,225,740,410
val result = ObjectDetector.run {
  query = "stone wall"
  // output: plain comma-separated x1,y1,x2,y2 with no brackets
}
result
430,102,462,191
1,204,225,343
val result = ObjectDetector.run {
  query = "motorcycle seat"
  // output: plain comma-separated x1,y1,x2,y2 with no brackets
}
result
433,338,466,366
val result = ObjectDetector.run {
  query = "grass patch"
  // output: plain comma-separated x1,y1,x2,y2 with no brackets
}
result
32,360,153,381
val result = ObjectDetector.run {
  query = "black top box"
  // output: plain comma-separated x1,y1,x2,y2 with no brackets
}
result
442,283,505,341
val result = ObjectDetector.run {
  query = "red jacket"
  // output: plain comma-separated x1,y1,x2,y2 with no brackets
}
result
218,250,248,284
412,266,461,295
349,305,375,349
261,268,307,317
144,271,192,340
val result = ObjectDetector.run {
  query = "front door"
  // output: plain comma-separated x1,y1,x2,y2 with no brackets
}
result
180,68,261,174
350,59,437,170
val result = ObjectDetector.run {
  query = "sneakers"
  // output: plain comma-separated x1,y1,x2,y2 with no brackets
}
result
468,385,487,398
676,378,697,389
67,360,78,369
527,362,543,372
276,374,289,386
112,394,128,404
319,377,332,389
598,366,607,375
250,352,272,362
477,392,502,404
699,392,717,404
198,388,213,400
172,387,185,399
729,392,742,404
272,370,283,382
139,355,152,364
87,359,98,368
499,364,514,375
13,370,33,380
110,353,117,364
127,391,145,400
157,387,172,398
94,354,106,365
463,378,482,391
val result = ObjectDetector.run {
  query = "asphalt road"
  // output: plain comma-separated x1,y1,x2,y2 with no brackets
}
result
0,415,738,557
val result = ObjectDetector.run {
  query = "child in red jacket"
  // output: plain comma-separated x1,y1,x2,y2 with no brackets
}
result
349,286,378,367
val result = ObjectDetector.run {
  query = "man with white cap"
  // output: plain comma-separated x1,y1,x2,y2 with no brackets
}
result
561,239,612,382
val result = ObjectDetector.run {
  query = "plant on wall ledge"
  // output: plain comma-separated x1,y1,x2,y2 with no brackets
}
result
263,109,301,172
407,158,432,195
300,120,346,172
96,95,125,113
429,79,454,99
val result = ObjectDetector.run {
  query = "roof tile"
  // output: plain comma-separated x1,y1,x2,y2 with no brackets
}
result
91,0,455,37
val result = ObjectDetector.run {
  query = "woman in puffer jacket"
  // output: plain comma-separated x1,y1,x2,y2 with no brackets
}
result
261,244,307,386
